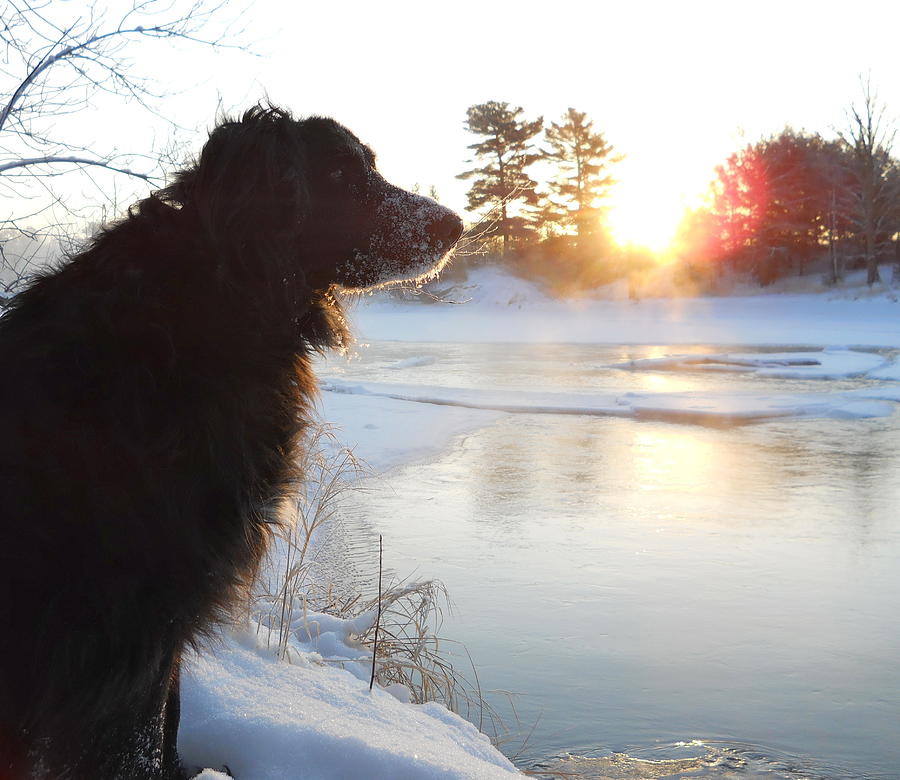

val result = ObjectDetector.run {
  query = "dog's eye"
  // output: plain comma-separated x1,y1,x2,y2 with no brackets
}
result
328,162,367,196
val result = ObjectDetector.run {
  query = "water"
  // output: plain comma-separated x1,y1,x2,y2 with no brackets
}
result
323,342,900,779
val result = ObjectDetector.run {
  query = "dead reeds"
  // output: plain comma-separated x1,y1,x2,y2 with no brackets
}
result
246,422,505,742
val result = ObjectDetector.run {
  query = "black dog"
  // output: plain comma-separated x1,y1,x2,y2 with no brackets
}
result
0,105,462,779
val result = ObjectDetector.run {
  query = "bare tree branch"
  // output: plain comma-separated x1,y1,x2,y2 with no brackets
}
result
836,74,899,285
0,0,252,303
0,155,158,180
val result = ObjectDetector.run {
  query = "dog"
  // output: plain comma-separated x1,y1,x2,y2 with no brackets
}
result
0,105,462,778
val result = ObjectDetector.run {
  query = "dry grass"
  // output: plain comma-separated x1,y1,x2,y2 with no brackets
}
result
353,577,506,739
246,422,507,742
250,423,365,660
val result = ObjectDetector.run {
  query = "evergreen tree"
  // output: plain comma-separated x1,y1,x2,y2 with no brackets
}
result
457,101,543,255
542,108,619,243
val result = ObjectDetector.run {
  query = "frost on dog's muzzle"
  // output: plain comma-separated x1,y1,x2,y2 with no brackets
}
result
344,184,463,290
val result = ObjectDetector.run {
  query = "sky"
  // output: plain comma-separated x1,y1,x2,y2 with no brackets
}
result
16,0,900,249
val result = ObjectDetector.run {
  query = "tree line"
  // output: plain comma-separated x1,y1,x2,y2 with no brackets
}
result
2,0,897,301
456,102,626,292
677,80,900,287
459,81,900,291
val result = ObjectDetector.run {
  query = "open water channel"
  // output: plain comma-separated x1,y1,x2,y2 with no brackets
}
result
322,341,900,779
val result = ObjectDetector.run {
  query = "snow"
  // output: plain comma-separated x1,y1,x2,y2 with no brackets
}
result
180,627,518,780
420,265,552,307
349,266,900,348
177,397,510,779
352,293,900,347
176,373,509,779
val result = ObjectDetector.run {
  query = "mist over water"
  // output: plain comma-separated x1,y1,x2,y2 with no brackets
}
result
323,342,900,779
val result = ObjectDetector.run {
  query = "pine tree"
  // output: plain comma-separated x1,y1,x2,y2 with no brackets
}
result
542,108,619,243
457,101,543,255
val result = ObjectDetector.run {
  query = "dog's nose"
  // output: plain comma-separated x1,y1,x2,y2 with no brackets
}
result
428,213,464,247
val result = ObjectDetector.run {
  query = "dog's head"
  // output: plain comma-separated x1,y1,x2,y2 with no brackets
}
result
296,116,464,290
169,107,463,292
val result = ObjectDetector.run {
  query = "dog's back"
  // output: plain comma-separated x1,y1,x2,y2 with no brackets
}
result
0,215,286,776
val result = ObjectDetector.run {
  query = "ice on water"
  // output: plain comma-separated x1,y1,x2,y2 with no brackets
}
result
608,347,887,379
321,371,899,427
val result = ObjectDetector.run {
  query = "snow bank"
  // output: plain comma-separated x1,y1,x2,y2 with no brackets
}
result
385,265,552,307
348,267,900,348
180,627,519,780
176,393,511,779
351,295,900,347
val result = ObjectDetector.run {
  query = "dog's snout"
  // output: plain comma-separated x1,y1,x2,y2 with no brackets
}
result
428,213,464,247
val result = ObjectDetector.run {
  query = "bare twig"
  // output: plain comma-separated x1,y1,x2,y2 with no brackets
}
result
368,535,383,692
0,155,157,180
0,0,252,286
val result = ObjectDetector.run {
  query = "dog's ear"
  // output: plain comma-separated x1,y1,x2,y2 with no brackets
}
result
174,108,311,246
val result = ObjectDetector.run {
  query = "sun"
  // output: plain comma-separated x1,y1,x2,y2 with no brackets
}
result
606,182,688,258
607,201,679,256
602,157,706,260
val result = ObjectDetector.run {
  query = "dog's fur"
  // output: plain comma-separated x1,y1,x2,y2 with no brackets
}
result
0,105,462,779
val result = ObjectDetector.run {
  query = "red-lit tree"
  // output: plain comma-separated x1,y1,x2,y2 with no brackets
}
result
701,128,851,283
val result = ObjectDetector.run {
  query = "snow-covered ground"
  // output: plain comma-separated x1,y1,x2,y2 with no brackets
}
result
349,265,899,347
180,625,518,780
180,266,899,779
177,408,515,776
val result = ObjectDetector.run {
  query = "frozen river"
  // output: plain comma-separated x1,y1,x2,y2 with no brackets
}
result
319,339,900,779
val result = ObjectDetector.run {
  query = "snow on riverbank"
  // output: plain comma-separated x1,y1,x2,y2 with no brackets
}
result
177,402,514,778
177,398,513,778
180,627,519,780
348,267,900,348
351,293,900,347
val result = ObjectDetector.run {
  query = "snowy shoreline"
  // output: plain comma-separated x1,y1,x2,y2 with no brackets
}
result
349,295,900,349
342,265,900,349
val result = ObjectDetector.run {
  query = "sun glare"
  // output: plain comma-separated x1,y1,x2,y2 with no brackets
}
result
606,185,689,259
602,155,710,261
